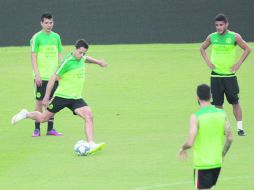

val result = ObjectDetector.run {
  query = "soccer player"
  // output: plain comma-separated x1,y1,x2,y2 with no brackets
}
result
30,13,63,137
11,39,107,155
179,84,233,190
200,13,251,136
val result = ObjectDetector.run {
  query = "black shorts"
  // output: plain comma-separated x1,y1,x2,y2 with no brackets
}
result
35,80,58,100
211,76,239,105
194,167,221,189
47,96,88,114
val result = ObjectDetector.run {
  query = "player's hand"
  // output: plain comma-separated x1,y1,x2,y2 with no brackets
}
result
99,60,108,68
179,149,188,160
207,61,215,70
231,62,241,73
35,75,42,87
42,96,50,108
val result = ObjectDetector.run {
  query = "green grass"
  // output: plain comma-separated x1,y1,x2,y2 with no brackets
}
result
0,43,254,190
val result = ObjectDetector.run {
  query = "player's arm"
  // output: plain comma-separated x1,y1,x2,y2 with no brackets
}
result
58,37,63,63
31,52,42,86
179,114,198,160
42,74,58,107
200,35,215,70
85,56,108,67
222,117,233,158
31,52,39,76
57,53,62,82
31,35,42,86
58,53,62,63
231,33,251,72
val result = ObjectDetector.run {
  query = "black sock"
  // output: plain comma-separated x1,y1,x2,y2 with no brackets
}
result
47,118,54,131
35,122,40,130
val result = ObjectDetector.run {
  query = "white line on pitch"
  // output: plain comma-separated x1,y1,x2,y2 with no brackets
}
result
132,175,254,190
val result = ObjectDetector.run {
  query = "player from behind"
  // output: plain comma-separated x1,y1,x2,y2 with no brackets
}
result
200,13,251,136
12,39,107,155
179,84,233,190
30,13,62,137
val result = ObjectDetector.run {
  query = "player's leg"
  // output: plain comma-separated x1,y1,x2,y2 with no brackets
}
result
47,81,60,135
224,76,245,136
33,100,43,136
11,109,54,124
210,77,224,108
74,106,94,142
45,96,66,136
33,81,45,137
27,110,54,123
232,103,242,121
12,96,64,137
71,99,105,155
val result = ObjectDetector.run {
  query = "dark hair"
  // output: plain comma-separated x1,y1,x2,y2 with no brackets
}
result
215,13,228,23
197,84,211,101
75,39,89,49
41,13,53,22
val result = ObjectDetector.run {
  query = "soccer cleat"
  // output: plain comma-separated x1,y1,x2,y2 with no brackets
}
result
32,129,40,137
238,129,246,136
11,109,28,125
87,142,106,155
46,129,62,136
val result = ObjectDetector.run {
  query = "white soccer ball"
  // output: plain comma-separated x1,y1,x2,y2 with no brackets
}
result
74,140,90,156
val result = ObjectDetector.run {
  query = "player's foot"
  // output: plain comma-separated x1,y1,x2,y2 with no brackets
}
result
32,129,40,137
87,142,106,155
46,129,62,136
238,129,246,136
11,109,28,125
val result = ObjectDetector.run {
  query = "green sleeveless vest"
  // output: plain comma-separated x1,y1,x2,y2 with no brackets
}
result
210,31,236,75
193,106,225,169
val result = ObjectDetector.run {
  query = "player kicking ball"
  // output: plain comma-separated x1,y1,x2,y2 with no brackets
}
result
11,39,106,155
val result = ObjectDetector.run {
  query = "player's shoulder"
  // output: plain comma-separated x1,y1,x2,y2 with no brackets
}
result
227,30,236,34
209,32,218,38
204,32,216,42
50,31,61,38
61,54,74,64
57,54,75,72
226,30,238,38
190,113,198,120
231,31,242,40
195,105,225,116
31,31,43,40
212,107,227,119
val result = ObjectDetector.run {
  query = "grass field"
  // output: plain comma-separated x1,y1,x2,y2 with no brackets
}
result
0,43,254,190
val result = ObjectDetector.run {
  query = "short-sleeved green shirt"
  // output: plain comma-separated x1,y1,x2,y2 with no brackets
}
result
54,54,86,99
30,31,62,80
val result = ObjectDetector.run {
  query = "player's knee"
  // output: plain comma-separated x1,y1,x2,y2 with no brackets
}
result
83,108,93,121
37,117,44,123
35,101,43,111
37,114,50,123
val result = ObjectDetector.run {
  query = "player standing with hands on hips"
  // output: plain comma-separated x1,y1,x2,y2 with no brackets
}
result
200,13,251,136
12,39,107,155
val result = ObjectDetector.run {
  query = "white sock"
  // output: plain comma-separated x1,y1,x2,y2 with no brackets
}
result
237,121,243,131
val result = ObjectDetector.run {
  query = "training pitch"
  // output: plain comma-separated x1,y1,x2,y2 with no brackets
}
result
0,43,254,190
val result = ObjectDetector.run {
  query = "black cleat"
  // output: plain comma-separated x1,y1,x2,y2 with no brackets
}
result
238,129,246,136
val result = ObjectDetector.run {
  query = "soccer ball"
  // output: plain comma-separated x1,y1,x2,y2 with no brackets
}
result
74,140,90,156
